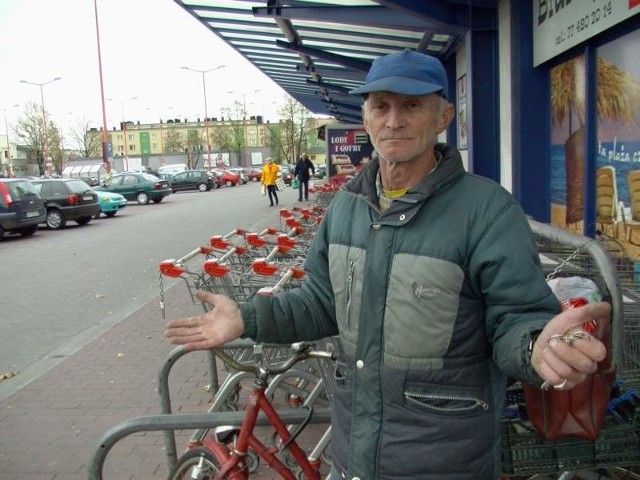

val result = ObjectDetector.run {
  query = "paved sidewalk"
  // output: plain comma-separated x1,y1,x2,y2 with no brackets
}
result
0,275,330,480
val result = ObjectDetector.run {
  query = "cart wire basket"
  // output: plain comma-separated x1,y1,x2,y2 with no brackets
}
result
500,220,640,478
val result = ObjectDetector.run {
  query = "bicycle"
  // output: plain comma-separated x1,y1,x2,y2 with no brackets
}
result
168,341,336,480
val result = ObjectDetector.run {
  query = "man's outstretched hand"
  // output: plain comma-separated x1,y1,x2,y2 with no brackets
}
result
164,291,245,351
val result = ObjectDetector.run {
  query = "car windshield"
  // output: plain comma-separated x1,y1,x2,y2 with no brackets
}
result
142,173,160,181
6,181,39,199
66,180,93,194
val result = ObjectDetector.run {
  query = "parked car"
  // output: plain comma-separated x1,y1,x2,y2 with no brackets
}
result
93,189,128,218
96,173,172,205
212,169,240,187
31,178,100,230
312,164,327,179
0,178,46,241
157,163,188,180
169,170,220,193
281,165,295,186
247,168,262,182
228,168,249,185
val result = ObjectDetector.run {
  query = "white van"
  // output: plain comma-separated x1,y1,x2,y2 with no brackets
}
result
157,164,187,179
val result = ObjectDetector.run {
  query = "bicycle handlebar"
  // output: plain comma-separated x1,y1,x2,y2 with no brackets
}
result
212,341,335,377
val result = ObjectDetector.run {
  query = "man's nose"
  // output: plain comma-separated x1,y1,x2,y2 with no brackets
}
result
384,106,405,128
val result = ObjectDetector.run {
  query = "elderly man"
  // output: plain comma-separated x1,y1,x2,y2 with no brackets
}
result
165,49,609,479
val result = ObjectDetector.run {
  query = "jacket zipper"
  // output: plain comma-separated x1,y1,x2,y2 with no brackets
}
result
345,260,356,330
405,391,489,413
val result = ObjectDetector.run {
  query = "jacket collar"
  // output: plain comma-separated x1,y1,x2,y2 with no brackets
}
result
344,143,465,204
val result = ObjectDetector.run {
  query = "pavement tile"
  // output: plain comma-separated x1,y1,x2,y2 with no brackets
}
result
0,278,331,480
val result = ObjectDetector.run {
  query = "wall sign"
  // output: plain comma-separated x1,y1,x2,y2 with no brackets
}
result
533,0,640,66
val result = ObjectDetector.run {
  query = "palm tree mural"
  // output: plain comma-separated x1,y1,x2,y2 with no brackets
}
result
551,55,640,226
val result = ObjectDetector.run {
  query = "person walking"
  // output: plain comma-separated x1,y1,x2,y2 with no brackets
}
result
260,157,280,207
294,152,315,201
165,49,610,479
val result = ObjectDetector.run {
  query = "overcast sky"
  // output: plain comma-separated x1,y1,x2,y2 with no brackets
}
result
0,0,289,144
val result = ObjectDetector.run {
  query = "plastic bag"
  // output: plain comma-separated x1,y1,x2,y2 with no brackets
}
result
546,276,602,304
260,184,266,196
292,177,300,189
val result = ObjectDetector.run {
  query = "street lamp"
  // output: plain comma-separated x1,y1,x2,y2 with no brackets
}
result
20,76,61,175
228,89,261,166
107,96,137,171
181,65,226,169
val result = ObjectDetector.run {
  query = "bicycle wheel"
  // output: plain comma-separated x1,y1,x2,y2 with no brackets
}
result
168,447,221,480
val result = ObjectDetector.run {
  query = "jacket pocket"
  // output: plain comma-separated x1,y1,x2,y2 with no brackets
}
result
404,382,489,417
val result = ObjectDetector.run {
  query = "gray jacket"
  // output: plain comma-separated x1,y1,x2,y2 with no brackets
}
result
241,144,560,479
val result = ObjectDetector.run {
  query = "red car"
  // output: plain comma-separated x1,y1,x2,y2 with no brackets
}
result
247,168,262,182
281,165,295,186
212,169,240,187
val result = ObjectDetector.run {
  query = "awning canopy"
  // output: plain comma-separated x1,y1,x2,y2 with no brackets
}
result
173,0,497,122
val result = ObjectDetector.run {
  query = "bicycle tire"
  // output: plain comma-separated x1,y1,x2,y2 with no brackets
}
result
168,447,221,480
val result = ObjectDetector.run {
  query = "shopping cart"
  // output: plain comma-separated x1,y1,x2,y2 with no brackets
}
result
501,220,640,479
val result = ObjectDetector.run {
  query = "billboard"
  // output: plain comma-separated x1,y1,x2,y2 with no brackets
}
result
325,125,373,184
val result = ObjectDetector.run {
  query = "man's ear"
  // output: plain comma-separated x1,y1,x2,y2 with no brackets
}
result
436,103,455,134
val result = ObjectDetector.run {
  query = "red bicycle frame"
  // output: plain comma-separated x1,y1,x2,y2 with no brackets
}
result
199,346,327,479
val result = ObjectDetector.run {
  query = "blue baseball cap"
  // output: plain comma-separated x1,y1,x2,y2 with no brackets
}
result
349,49,448,99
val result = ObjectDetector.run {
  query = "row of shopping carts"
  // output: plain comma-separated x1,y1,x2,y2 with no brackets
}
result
155,202,339,475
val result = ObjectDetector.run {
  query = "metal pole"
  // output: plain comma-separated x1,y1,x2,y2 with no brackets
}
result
93,0,110,172
181,65,225,169
3,110,13,177
201,71,211,169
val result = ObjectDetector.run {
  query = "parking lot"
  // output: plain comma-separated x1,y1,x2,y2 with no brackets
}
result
0,181,301,400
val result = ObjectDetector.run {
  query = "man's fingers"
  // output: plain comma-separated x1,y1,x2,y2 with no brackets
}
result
196,290,217,303
559,301,611,330
165,316,201,329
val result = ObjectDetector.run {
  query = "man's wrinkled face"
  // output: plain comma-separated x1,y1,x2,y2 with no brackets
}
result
363,92,447,164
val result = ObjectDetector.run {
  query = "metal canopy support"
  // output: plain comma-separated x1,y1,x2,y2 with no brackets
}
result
509,0,550,221
467,26,499,180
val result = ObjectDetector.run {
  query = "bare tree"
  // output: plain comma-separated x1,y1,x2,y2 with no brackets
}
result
277,96,311,164
13,102,63,175
221,100,247,164
164,126,184,154
68,116,102,158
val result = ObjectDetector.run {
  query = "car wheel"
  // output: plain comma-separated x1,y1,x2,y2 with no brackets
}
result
76,216,92,226
226,181,233,187
46,209,66,229
0,226,5,241
136,192,150,205
94,211,101,219
197,183,207,192
18,225,38,237
252,177,258,182
105,212,117,218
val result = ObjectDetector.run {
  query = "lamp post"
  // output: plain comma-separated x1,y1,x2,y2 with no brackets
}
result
20,77,61,175
108,96,137,171
181,65,226,169
228,89,260,166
